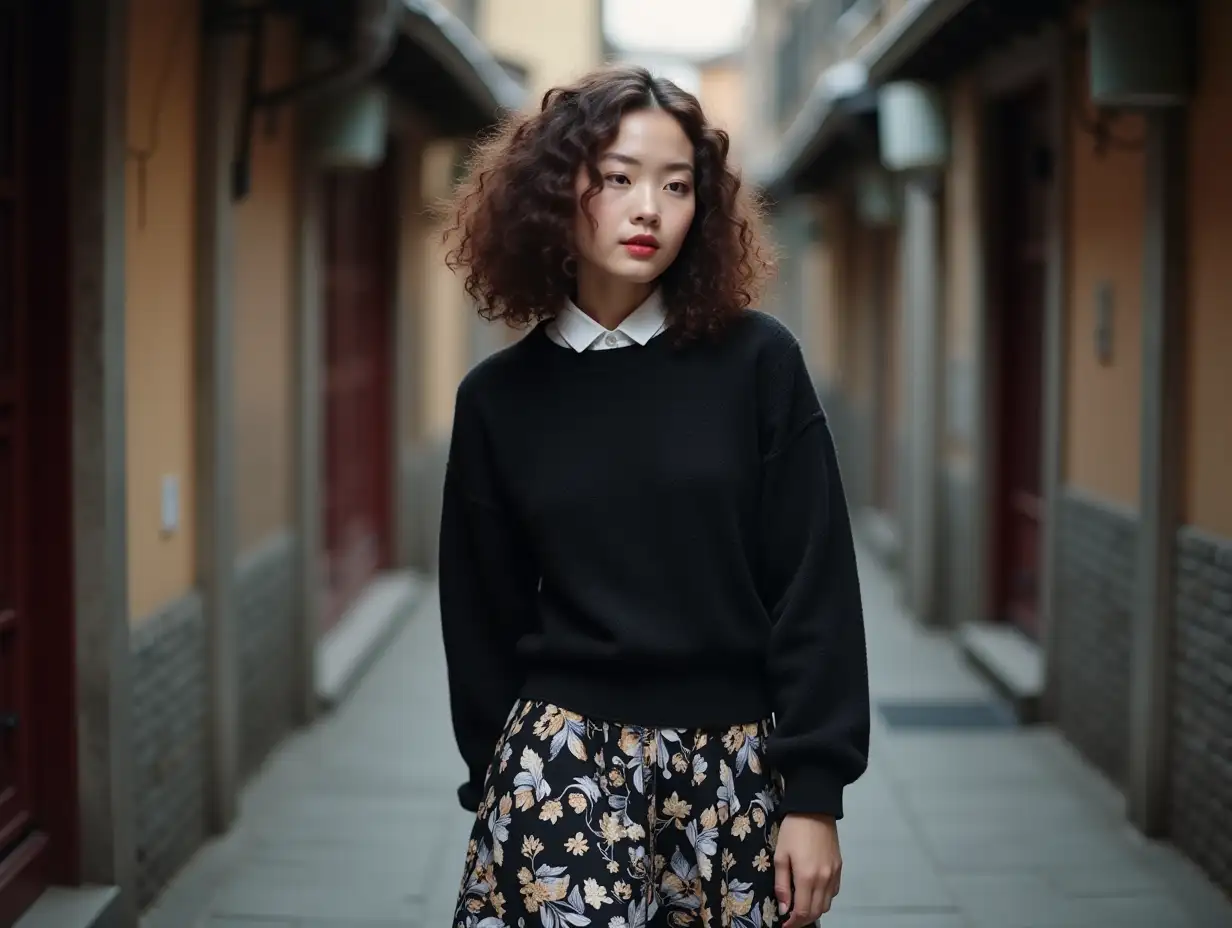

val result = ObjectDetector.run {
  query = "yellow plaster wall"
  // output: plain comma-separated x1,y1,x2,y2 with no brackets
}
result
125,0,200,621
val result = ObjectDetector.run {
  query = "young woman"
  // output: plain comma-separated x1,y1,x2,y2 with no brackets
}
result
438,65,870,928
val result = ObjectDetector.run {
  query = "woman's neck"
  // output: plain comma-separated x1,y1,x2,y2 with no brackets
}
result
573,269,654,330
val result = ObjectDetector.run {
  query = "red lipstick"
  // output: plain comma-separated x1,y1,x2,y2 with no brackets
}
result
623,234,659,259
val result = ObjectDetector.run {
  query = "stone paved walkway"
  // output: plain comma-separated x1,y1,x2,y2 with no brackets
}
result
142,549,1232,927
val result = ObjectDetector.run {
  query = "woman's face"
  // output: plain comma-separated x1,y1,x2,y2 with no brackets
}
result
573,108,696,287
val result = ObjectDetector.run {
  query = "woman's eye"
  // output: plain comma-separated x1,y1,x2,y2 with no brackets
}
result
666,181,691,194
605,174,630,186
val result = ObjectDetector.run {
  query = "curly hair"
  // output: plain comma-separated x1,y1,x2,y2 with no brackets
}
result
439,65,776,343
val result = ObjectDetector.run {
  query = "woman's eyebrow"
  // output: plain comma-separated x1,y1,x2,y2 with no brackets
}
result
601,152,695,174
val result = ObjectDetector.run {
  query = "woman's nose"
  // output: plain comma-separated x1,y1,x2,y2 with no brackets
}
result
632,199,660,226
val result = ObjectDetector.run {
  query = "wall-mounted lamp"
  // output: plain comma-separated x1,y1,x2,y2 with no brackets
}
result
1088,0,1195,108
300,35,392,171
877,80,950,174
207,0,400,198
306,81,391,170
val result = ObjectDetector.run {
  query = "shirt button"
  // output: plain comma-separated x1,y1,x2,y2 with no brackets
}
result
604,333,618,347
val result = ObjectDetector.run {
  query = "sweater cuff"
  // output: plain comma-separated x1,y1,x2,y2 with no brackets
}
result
458,780,483,814
779,766,846,820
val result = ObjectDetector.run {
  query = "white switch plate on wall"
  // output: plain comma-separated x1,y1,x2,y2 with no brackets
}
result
161,474,180,535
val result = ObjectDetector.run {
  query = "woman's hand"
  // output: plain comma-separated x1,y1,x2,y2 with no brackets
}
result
774,812,842,926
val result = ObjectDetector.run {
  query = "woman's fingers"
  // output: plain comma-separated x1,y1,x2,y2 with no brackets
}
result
815,864,842,922
810,878,828,920
774,850,796,924
781,863,830,926
785,870,816,927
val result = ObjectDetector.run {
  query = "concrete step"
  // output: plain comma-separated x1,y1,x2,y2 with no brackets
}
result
16,885,121,928
957,620,1045,723
315,569,430,709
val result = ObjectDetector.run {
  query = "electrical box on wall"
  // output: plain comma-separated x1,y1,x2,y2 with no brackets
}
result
1089,0,1195,107
877,80,950,173
160,474,180,536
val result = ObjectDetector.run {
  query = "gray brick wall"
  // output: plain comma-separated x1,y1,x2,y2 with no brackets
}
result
131,591,207,910
236,531,299,779
1169,526,1232,898
1053,489,1137,787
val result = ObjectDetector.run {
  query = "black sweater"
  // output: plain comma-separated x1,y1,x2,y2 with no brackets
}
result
438,310,870,819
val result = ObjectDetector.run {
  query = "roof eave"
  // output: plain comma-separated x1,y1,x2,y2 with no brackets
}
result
386,0,528,136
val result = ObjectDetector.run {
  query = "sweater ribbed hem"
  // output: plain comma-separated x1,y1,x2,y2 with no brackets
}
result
520,670,772,730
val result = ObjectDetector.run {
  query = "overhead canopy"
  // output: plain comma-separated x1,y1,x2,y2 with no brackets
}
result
756,0,1069,198
290,0,526,136
382,0,527,136
753,85,880,202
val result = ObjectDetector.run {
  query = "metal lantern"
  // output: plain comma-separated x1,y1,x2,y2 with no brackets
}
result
308,82,390,169
1089,0,1195,107
878,80,949,173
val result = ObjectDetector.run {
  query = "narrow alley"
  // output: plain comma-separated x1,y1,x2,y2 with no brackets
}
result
140,549,1232,928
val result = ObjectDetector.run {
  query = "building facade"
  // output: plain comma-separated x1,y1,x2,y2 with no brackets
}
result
752,0,1231,901
1,0,524,925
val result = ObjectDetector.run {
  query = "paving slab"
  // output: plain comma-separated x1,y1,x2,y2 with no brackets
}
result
143,548,1232,928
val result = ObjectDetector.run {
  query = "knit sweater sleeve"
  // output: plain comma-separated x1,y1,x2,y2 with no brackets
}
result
758,337,871,819
438,377,538,813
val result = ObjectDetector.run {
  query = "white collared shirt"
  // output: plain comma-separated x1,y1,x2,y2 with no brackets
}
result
545,290,668,351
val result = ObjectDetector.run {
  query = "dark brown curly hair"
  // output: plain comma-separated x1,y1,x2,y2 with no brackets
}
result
440,65,776,343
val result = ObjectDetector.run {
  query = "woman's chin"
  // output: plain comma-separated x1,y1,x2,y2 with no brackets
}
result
606,259,664,285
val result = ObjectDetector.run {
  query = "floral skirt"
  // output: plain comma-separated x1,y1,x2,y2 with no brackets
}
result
452,699,785,928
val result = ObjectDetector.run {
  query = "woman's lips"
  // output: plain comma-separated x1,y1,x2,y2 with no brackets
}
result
623,236,659,259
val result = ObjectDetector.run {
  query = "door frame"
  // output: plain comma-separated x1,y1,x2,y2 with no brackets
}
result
971,27,1070,715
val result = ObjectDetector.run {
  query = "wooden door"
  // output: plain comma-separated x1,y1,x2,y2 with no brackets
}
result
0,0,37,866
0,0,80,918
992,86,1050,640
321,153,395,632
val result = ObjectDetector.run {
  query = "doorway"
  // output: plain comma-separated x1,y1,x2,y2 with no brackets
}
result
320,150,396,632
990,84,1051,641
0,0,80,920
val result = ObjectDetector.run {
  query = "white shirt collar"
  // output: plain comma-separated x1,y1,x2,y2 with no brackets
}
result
551,290,668,353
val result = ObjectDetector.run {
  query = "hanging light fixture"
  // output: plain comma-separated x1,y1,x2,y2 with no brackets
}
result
306,77,391,170
877,80,949,174
1088,0,1195,107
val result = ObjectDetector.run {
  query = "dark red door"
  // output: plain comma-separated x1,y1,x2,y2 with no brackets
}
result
0,0,80,919
321,152,395,632
0,0,37,864
993,86,1050,640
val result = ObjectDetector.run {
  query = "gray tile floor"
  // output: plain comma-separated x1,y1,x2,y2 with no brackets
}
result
142,549,1232,928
